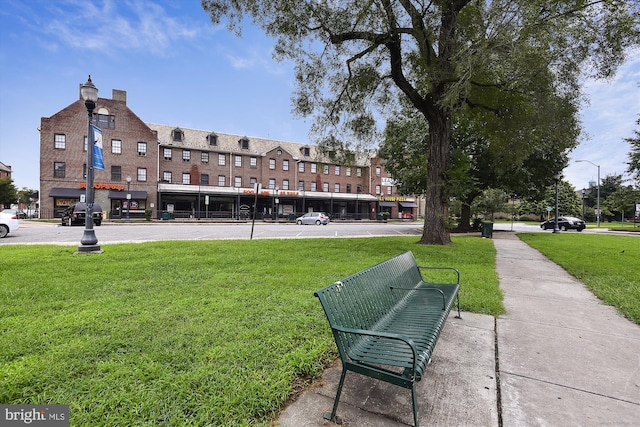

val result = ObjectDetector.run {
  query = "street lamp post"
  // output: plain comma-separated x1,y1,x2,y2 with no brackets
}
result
576,159,601,227
126,176,132,223
553,173,561,233
580,188,587,221
78,75,101,253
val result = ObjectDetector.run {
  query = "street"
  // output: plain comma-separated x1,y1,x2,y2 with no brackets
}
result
0,220,583,246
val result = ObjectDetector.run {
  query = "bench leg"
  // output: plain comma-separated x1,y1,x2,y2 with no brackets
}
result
323,368,347,425
412,384,420,427
455,293,461,319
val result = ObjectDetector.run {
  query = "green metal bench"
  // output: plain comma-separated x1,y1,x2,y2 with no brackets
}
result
314,251,460,427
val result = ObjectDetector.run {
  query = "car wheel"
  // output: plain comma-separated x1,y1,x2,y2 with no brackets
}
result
95,220,101,226
315,220,321,225
0,224,8,238
577,228,583,232
560,225,567,231
61,218,66,226
297,220,302,225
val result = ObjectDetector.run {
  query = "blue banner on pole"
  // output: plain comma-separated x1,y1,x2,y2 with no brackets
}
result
92,125,105,170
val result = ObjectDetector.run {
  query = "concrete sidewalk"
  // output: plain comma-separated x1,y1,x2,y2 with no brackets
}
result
277,233,640,426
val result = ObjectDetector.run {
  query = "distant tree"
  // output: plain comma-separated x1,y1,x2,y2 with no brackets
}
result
203,0,640,244
538,180,582,218
474,188,507,221
0,178,18,208
626,117,640,181
605,185,639,222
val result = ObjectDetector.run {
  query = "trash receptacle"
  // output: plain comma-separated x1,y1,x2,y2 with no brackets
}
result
162,211,170,220
481,222,493,238
289,213,296,221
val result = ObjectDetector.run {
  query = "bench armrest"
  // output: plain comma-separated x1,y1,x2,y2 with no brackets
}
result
331,325,419,377
418,266,460,285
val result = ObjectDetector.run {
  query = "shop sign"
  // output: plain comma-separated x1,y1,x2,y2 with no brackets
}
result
78,182,125,191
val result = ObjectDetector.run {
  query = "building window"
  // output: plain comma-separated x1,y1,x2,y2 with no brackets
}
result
182,150,191,162
298,180,304,191
137,142,147,157
201,152,209,164
303,147,310,156
298,162,305,173
235,155,242,167
54,134,66,149
172,128,183,142
53,162,65,178
310,182,317,191
269,158,276,170
323,165,329,175
346,167,351,176
201,174,209,185
282,180,289,190
323,182,329,192
83,136,88,152
268,178,276,189
335,183,340,192
283,160,289,171
234,176,242,188
164,148,172,160
335,166,340,175
208,134,218,146
387,186,393,195
376,167,381,177
375,185,381,195
83,163,87,178
138,168,147,182
218,175,226,186
239,137,250,149
250,157,257,168
357,184,362,193
346,184,352,193
218,154,226,166
163,171,172,182
183,173,191,184
357,167,362,177
311,163,317,173
94,113,115,129
250,177,257,188
111,166,121,181
112,139,122,154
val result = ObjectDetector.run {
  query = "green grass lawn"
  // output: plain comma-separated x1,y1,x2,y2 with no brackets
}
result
0,236,501,426
517,233,640,324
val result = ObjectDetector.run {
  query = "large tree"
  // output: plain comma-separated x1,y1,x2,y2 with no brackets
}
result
202,0,639,244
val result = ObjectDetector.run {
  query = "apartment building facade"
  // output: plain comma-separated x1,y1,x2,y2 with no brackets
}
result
40,86,419,221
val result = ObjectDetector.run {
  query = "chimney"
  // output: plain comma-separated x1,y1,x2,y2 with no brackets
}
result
112,89,127,104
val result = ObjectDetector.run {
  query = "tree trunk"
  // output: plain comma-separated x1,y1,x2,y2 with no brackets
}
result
420,112,452,245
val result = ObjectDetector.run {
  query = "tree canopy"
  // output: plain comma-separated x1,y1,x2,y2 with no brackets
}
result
202,0,640,244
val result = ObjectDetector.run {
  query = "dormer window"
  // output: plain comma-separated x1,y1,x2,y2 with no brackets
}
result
301,146,310,156
172,128,183,142
208,133,218,146
239,137,249,150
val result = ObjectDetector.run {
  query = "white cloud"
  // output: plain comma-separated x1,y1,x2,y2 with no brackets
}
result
42,0,200,56
565,52,640,188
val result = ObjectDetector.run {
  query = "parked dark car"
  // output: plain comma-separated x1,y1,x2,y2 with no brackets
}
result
540,216,585,231
61,203,103,226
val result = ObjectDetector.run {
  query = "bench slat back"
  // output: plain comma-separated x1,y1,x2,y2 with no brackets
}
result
315,251,423,334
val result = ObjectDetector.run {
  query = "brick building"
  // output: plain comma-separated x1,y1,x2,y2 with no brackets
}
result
40,85,420,221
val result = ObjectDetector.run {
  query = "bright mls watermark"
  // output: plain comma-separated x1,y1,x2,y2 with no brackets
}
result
1,405,69,426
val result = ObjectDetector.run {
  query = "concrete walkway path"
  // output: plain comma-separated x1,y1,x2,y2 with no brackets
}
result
495,233,640,426
277,233,640,426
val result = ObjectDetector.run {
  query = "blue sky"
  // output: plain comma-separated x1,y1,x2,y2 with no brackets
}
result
1,0,638,194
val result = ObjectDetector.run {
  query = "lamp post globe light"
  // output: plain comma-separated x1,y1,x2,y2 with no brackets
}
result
553,173,561,233
78,75,101,253
126,175,132,223
575,159,601,227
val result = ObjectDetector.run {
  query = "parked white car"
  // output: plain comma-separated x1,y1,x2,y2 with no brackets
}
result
0,209,20,238
296,212,330,225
